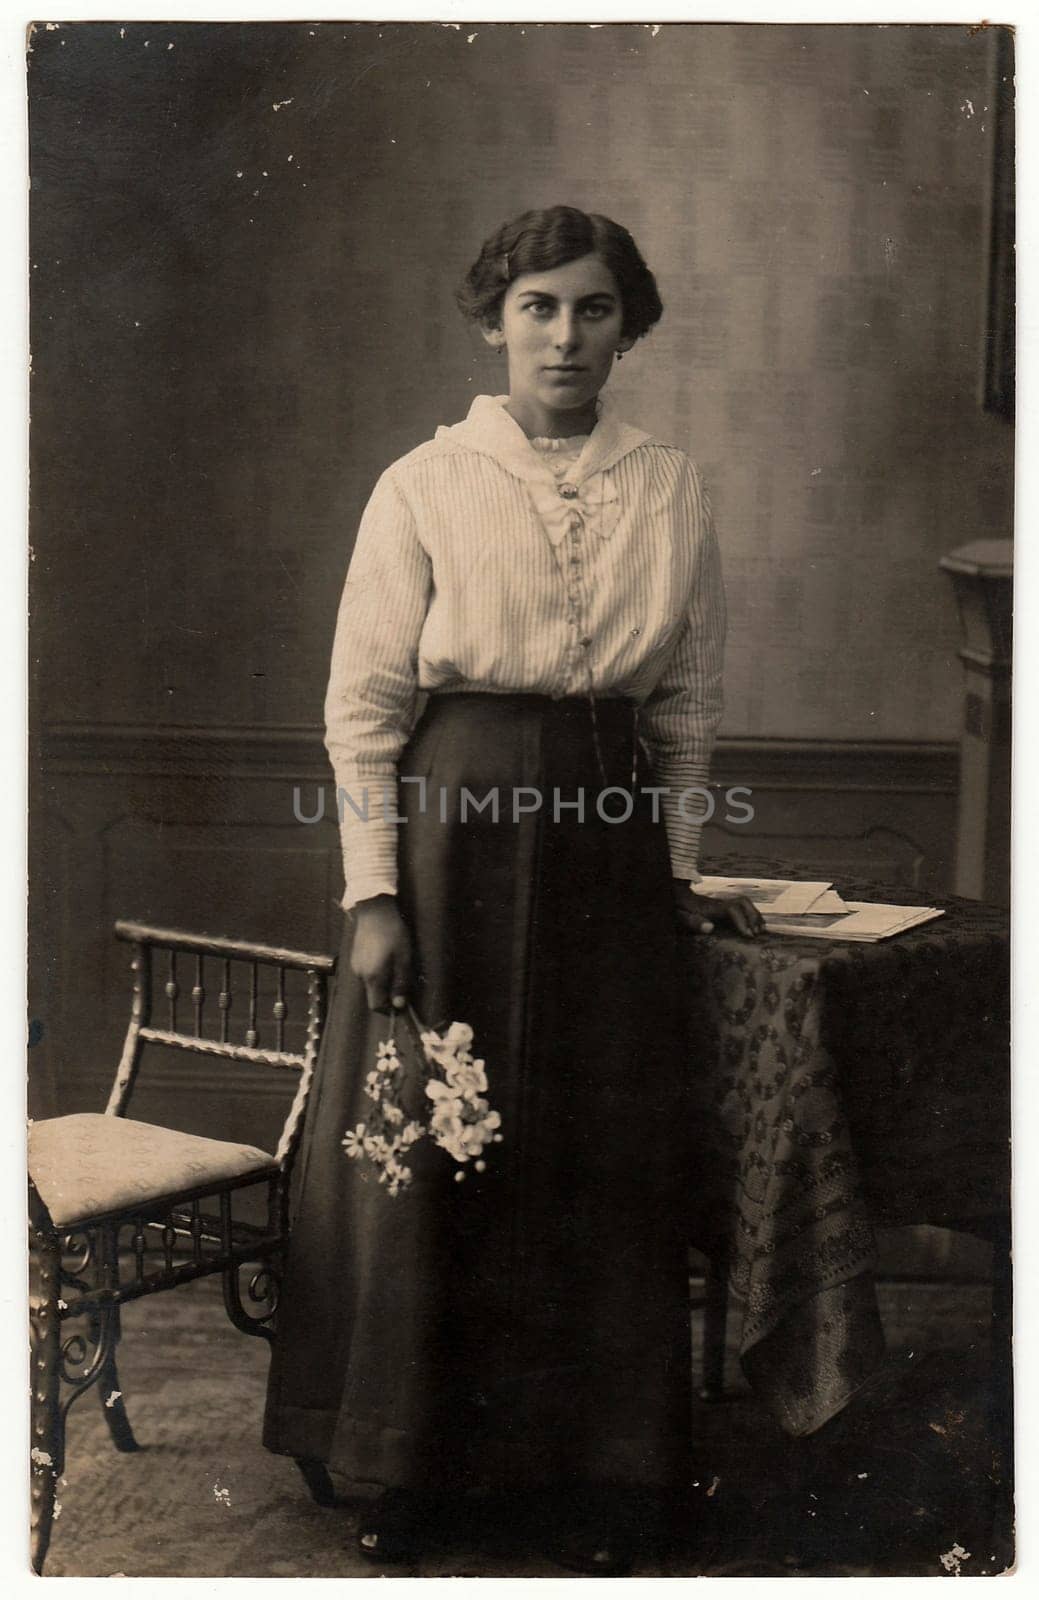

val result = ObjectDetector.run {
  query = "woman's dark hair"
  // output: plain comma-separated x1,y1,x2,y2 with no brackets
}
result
456,206,663,342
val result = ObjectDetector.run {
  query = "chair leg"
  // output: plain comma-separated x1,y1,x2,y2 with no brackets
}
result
30,1227,64,1575
699,1255,729,1402
97,1307,140,1453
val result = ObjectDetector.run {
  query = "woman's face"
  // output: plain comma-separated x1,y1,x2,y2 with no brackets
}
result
485,253,633,431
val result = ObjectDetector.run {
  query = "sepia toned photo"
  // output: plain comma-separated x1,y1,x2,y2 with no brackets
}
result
26,16,1014,1578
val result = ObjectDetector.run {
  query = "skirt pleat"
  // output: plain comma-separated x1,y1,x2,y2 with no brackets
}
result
263,693,692,1492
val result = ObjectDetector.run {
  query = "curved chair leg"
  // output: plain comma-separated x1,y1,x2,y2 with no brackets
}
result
97,1310,140,1454
30,1226,64,1574
295,1456,337,1507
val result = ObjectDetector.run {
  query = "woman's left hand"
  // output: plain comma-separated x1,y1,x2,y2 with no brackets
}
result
672,881,765,938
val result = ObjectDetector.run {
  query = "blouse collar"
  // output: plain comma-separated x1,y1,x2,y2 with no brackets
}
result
435,393,652,486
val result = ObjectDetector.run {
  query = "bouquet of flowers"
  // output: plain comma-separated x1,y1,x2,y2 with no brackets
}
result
342,1008,502,1196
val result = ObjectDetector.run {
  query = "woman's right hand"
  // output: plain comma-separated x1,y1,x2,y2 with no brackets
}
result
350,894,413,1012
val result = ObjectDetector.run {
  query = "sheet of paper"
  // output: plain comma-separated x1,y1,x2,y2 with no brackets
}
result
696,877,835,916
799,889,849,913
763,903,946,942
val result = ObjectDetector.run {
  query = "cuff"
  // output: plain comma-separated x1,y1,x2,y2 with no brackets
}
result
341,874,399,913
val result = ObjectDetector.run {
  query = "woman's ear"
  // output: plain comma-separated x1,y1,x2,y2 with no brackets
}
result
616,333,636,355
480,321,506,352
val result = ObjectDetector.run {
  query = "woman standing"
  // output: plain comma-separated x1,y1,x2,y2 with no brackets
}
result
264,205,761,1572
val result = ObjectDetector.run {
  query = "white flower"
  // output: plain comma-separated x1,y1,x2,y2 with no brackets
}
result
432,1115,466,1150
421,1020,474,1068
430,1099,465,1133
341,1123,367,1159
443,1020,474,1051
445,1058,488,1097
435,1133,470,1162
376,1039,401,1072
345,1014,499,1192
460,1124,494,1158
378,1155,413,1196
426,1079,464,1115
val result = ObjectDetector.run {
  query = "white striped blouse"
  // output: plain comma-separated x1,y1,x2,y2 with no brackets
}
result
326,393,726,909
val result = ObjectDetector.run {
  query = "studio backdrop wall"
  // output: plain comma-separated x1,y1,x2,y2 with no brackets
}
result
29,22,1013,1126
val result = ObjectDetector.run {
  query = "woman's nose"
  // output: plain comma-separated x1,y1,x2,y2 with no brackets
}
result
552,312,580,352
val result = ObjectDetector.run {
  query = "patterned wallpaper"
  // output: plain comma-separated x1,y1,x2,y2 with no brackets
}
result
30,22,1013,742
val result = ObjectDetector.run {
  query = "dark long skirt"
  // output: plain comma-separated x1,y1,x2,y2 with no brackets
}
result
263,693,692,1493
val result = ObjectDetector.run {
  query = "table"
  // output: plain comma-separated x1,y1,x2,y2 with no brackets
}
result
681,871,1010,1436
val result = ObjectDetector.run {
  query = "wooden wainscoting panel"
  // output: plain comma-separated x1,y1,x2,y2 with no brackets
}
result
704,738,959,891
30,726,346,1124
31,724,962,1128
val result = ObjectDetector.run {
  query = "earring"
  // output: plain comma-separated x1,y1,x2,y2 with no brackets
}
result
616,349,624,362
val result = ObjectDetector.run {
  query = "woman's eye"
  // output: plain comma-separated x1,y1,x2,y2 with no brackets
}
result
520,300,613,321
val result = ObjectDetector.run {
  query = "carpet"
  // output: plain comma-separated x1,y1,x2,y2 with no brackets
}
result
40,1274,1012,1577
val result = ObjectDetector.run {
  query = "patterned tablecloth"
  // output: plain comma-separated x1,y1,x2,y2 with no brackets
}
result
681,869,1010,1435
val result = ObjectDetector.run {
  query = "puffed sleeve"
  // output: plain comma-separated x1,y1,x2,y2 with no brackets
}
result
638,462,726,880
324,469,433,910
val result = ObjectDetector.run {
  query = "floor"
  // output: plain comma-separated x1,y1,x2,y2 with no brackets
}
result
40,1271,1013,1578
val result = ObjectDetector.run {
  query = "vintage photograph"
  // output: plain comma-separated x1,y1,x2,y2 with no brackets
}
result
26,17,1013,1578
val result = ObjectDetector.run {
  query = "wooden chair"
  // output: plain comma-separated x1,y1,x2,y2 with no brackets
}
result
28,920,335,1574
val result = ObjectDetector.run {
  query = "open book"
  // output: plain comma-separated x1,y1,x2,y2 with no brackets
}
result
696,876,837,916
763,902,945,942
696,877,945,943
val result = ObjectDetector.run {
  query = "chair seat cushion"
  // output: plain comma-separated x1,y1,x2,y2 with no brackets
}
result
29,1113,278,1228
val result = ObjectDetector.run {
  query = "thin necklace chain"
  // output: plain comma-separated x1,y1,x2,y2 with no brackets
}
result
586,682,640,792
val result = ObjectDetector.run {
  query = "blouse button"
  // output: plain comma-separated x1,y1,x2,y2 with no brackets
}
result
559,483,579,500
568,511,583,532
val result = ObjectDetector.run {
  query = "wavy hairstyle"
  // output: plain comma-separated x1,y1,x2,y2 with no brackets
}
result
455,206,663,342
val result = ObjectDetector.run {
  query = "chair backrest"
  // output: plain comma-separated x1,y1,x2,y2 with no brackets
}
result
109,921,337,1168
